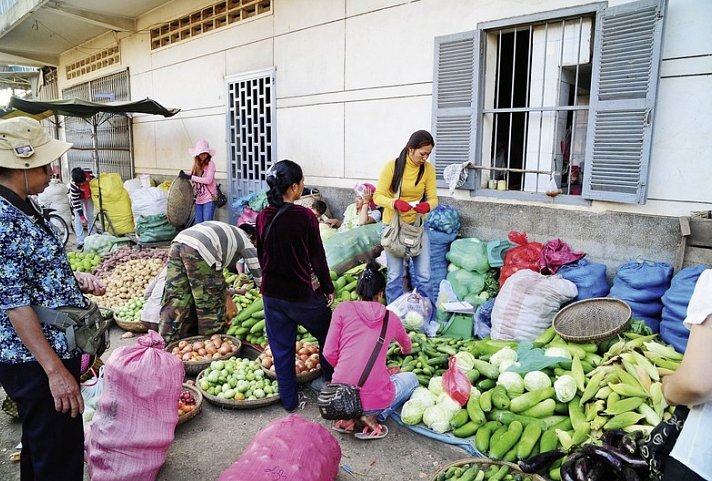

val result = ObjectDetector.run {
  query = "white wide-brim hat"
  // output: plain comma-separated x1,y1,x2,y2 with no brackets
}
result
0,117,73,170
189,139,216,157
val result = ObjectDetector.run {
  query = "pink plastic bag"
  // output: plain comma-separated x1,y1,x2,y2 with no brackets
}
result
442,356,471,406
86,331,184,481
217,414,341,481
539,238,585,275
236,206,258,226
500,231,543,287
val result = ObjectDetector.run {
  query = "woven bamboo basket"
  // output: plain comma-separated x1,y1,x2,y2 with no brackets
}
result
114,314,149,333
430,458,547,481
552,297,632,343
196,370,280,410
177,382,203,425
261,365,322,384
165,335,242,376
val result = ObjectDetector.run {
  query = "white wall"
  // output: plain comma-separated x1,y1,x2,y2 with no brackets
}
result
54,0,712,216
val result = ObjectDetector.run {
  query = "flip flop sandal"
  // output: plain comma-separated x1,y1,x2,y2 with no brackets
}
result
332,419,356,434
354,424,388,440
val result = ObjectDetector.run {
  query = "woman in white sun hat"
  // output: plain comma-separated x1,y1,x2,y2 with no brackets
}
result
179,139,218,223
0,116,105,480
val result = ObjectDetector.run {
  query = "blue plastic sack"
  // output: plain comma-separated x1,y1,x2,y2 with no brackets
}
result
609,260,673,327
425,204,461,235
660,264,709,353
429,229,458,302
659,324,690,353
474,299,495,339
558,259,610,301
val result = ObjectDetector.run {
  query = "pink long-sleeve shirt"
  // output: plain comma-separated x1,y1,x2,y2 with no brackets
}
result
191,160,217,205
323,301,412,411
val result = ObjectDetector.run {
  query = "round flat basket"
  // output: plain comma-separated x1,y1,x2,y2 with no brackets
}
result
178,382,203,425
114,314,149,333
430,458,547,481
166,177,195,228
196,370,280,410
553,297,632,343
261,365,322,384
165,335,243,376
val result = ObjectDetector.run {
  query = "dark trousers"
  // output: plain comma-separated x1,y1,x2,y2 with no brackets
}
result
663,456,706,481
0,357,84,481
262,294,334,410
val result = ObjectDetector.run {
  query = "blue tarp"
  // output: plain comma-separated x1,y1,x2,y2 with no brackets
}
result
389,412,482,456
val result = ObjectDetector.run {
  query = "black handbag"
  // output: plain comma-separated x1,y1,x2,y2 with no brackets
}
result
214,184,228,208
317,312,389,420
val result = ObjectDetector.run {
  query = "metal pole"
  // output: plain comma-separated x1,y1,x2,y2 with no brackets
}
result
92,117,106,230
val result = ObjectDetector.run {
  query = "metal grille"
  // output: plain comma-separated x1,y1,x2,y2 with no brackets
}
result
481,15,593,195
62,69,133,180
227,70,275,221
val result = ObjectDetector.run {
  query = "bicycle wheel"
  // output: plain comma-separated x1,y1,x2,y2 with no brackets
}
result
47,214,70,247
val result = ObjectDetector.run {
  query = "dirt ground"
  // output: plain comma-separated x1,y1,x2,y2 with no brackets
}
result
0,326,469,481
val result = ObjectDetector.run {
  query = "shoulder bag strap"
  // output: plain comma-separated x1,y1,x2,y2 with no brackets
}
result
357,310,390,387
263,203,291,242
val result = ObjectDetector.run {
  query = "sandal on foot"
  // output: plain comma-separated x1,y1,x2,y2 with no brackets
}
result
332,419,356,434
354,424,388,440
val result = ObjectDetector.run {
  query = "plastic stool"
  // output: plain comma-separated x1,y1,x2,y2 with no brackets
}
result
486,240,513,268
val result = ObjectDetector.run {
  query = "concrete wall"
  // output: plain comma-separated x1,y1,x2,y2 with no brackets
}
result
316,185,684,277
51,0,712,256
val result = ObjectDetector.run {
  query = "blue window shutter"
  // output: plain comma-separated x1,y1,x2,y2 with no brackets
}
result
582,0,667,203
432,30,481,189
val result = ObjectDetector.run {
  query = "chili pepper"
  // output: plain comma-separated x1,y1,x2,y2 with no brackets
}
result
517,449,566,473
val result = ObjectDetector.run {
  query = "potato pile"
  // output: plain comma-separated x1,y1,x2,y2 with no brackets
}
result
260,341,321,375
170,334,240,362
92,246,168,279
88,257,164,309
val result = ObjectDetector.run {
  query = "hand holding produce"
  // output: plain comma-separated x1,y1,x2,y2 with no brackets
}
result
170,334,240,362
413,202,430,214
394,199,413,213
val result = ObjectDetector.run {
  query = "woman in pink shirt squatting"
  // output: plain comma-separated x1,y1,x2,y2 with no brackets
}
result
323,260,418,439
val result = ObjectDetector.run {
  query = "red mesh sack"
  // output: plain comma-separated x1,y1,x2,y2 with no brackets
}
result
217,414,341,481
500,231,543,287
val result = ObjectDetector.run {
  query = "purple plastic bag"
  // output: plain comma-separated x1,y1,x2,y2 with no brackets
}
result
539,238,585,275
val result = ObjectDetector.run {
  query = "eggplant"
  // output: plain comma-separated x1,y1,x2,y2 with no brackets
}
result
560,452,585,481
602,429,626,448
606,446,648,470
582,445,625,472
620,431,644,455
621,466,641,481
573,456,591,481
584,462,613,481
518,449,566,473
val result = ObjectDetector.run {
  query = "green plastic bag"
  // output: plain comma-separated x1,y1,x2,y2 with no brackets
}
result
324,223,383,274
135,214,177,243
446,238,490,273
446,267,485,299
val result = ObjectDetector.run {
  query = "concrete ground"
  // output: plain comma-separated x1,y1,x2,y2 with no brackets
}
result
0,236,468,481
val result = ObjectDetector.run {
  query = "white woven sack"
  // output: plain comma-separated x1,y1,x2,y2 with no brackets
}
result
130,187,168,218
491,269,578,341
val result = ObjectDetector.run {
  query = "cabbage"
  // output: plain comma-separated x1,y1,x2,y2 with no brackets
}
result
410,386,436,408
436,393,462,414
496,371,525,396
545,347,572,360
499,359,519,372
428,376,444,396
554,374,577,403
423,405,452,433
404,311,425,330
454,351,476,372
490,346,518,370
400,399,425,425
524,371,552,392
